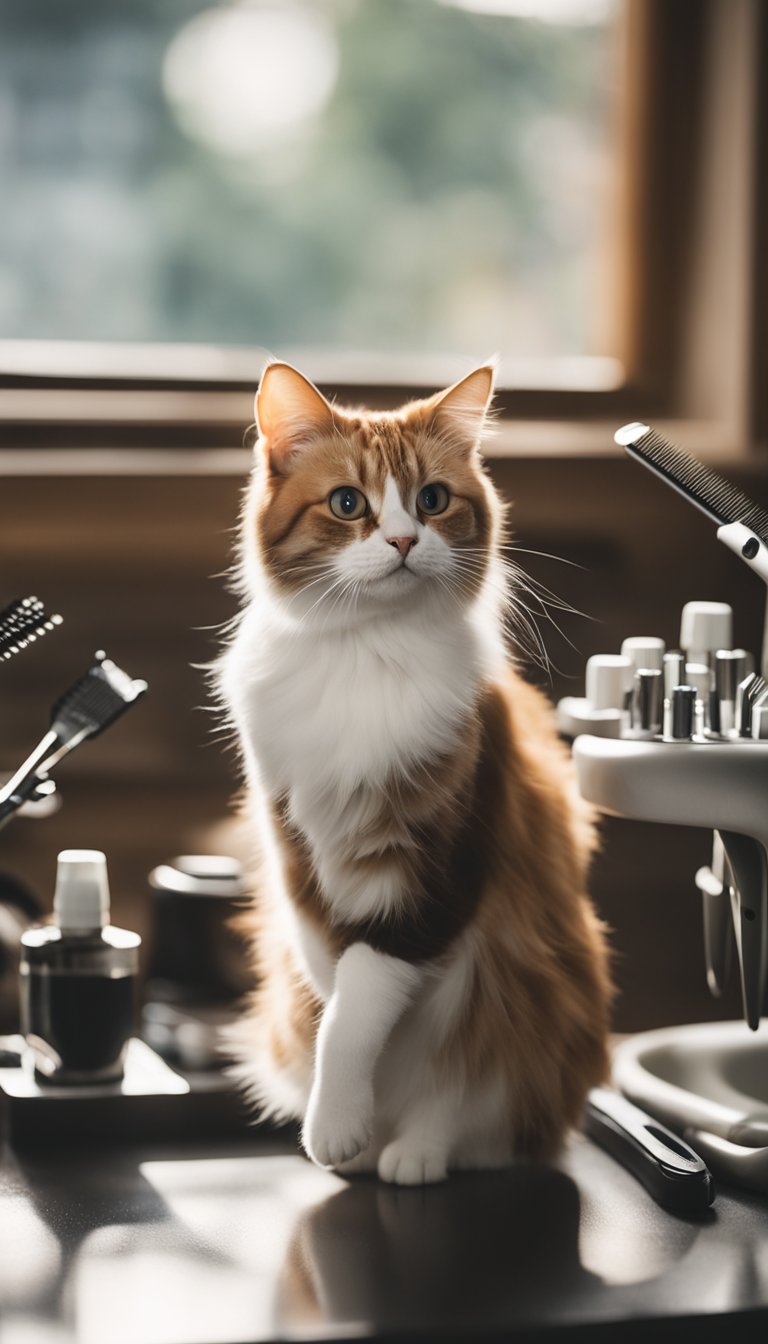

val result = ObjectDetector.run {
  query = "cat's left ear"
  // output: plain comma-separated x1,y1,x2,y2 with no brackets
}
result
255,361,335,474
426,361,496,451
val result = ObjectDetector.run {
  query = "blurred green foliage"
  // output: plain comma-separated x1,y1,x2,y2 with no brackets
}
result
0,0,617,357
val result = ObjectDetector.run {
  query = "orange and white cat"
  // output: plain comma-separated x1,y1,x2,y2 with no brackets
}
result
217,360,612,1184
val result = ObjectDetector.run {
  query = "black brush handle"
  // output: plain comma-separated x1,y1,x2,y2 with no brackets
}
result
584,1087,715,1216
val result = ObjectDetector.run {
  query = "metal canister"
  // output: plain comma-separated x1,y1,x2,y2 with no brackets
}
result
146,855,250,1005
143,856,251,1070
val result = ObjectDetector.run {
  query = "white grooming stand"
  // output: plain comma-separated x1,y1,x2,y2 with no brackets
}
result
566,517,768,1193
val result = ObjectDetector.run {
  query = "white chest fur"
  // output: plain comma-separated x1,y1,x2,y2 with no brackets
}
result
220,596,495,924
223,599,486,800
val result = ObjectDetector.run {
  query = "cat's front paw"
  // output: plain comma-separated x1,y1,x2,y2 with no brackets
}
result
303,1084,373,1169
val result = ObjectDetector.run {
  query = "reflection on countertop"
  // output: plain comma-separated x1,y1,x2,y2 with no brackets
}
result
1,1130,767,1343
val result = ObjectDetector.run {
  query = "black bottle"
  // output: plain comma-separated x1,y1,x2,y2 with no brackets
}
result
20,850,140,1085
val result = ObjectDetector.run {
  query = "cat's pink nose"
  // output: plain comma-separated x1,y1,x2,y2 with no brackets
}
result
387,535,417,558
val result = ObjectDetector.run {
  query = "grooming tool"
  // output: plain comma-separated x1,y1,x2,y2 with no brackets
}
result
678,604,732,733
696,833,733,997
663,651,685,697
680,601,733,670
663,652,685,735
708,830,761,1037
621,639,665,736
584,1087,714,1216
586,654,633,713
615,424,768,537
720,828,768,1030
555,654,632,740
714,650,751,734
0,597,62,663
751,686,768,739
620,636,665,673
670,685,697,740
685,663,712,734
701,642,742,983
0,652,147,830
615,424,768,674
737,672,766,737
632,668,663,737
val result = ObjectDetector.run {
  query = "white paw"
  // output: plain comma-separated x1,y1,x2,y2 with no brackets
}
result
377,1139,448,1185
303,1085,373,1169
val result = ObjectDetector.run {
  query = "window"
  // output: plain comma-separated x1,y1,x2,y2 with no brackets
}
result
0,0,765,459
0,0,621,377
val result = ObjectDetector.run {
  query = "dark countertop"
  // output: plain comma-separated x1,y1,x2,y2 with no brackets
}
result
1,1123,768,1344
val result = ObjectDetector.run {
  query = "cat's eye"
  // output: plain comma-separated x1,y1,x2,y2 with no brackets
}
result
417,483,449,516
329,486,368,520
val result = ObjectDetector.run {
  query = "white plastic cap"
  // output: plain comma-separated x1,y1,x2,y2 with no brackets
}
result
620,637,666,671
680,602,733,657
586,654,633,710
53,849,111,931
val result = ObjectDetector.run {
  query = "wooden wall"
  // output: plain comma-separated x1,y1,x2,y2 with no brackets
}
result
2,451,767,1031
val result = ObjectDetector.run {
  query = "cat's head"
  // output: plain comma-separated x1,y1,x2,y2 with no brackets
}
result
242,360,504,624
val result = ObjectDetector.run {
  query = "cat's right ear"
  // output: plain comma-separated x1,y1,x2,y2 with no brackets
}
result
255,362,334,474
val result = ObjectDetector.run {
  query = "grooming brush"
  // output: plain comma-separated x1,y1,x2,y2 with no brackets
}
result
0,652,148,829
0,597,62,663
615,424,768,673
